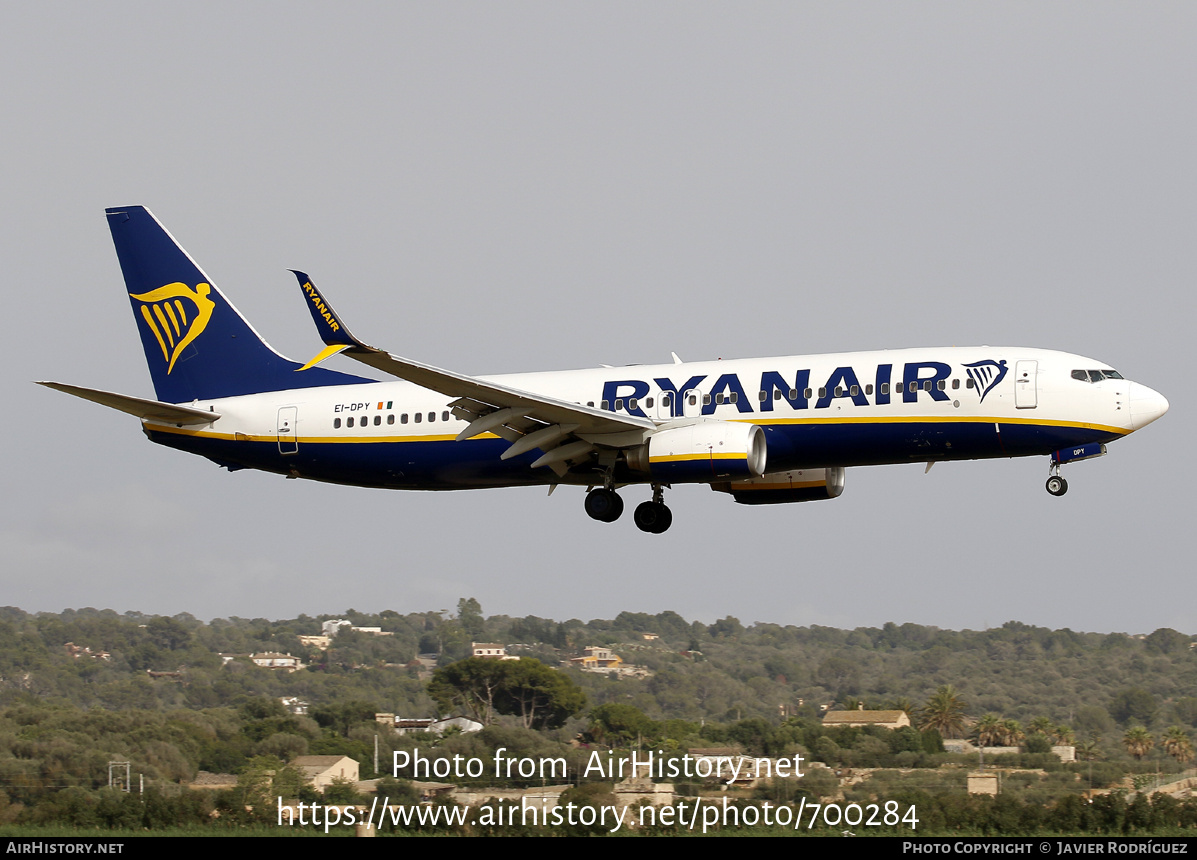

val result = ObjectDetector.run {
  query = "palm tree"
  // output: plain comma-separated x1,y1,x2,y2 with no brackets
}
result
919,685,968,739
1029,716,1054,736
1162,727,1194,765
1001,719,1025,748
1076,737,1103,763
1077,734,1104,789
1050,724,1075,746
973,713,1003,749
1123,725,1154,760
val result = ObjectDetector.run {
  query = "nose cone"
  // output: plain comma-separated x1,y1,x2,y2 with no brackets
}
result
1129,382,1169,431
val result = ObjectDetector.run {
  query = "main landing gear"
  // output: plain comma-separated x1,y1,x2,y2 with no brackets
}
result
584,484,673,533
584,487,624,522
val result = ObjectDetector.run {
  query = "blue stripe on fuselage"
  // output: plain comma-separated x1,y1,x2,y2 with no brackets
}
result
145,417,1121,489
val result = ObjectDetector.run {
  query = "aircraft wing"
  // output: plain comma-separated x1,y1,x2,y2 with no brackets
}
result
37,382,221,425
290,272,654,473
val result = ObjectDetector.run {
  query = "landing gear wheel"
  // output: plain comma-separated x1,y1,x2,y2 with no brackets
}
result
633,501,673,534
585,488,624,522
1045,475,1068,496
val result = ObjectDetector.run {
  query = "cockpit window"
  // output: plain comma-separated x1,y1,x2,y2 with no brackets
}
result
1073,369,1124,383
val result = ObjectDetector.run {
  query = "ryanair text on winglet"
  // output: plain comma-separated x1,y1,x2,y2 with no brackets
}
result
302,281,341,333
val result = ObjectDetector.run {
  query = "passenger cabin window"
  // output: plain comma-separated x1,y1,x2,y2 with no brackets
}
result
401,414,409,424
966,379,975,389
937,380,946,391
881,383,889,395
442,411,450,422
414,413,422,423
347,417,355,428
387,414,395,425
645,397,654,408
334,418,341,429
952,379,960,390
374,415,381,426
715,394,724,404
818,387,827,398
702,394,711,405
865,384,873,395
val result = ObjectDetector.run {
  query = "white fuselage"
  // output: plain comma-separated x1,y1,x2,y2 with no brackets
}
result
141,346,1167,491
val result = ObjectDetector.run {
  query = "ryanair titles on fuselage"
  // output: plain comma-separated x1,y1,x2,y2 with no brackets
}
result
599,358,1009,418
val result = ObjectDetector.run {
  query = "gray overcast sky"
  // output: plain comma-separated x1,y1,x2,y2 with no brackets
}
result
2,3,1191,633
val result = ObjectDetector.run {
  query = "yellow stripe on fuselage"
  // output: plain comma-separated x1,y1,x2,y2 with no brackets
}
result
144,423,486,444
742,414,1130,436
144,414,1129,443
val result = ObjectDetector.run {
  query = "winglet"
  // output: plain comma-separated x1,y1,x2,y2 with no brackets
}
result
296,343,350,372
290,270,369,370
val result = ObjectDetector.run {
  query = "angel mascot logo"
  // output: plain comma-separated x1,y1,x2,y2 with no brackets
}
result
963,359,1008,404
129,282,216,374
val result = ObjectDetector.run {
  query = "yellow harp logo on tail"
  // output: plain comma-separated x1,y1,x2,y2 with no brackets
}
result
129,283,216,374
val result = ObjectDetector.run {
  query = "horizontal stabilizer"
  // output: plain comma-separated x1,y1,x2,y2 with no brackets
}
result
36,382,221,425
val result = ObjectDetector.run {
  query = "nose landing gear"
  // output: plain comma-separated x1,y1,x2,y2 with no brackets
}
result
1045,459,1069,496
1045,443,1107,496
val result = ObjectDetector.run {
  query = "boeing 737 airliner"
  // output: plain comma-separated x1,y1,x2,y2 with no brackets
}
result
40,206,1169,534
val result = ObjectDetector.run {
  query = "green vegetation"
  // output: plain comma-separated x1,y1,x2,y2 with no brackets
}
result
427,657,586,729
0,604,1192,834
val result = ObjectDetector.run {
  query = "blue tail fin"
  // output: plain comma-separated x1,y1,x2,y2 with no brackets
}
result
106,206,371,402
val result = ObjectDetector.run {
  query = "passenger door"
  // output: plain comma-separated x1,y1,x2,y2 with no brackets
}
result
277,406,298,454
1014,361,1038,409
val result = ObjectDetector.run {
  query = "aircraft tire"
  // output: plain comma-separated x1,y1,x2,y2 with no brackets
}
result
585,488,623,522
1045,476,1068,496
634,501,673,534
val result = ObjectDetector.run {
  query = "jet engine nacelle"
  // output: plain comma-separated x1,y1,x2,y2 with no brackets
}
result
626,420,767,483
711,467,845,505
